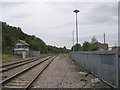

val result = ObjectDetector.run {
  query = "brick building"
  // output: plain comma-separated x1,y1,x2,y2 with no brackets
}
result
99,43,108,51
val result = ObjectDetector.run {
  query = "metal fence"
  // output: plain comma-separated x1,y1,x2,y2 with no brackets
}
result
70,51,119,88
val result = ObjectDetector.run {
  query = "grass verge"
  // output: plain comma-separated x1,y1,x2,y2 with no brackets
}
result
2,54,21,63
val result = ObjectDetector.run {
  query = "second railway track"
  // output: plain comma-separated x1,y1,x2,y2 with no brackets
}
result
1,56,56,90
1,56,51,81
0,57,40,73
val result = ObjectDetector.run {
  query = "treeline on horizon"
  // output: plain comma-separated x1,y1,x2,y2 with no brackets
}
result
71,36,100,51
1,21,99,55
1,21,69,54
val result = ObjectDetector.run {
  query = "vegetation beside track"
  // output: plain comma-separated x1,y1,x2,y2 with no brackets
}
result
1,54,52,63
2,54,22,63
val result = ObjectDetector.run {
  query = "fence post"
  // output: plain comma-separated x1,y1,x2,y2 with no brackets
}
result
115,48,119,88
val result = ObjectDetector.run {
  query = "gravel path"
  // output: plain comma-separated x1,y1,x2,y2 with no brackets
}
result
32,54,110,88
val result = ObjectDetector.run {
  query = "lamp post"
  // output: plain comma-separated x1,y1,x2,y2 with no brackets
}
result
73,9,79,51
73,30,75,52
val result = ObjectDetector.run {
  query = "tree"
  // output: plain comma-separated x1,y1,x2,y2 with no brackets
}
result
71,44,82,51
2,22,48,54
90,43,99,51
63,46,66,49
71,36,99,51
82,41,90,51
91,36,98,44
90,36,99,51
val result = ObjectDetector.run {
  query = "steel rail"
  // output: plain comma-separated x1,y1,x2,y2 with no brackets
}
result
1,56,52,86
1,57,37,68
0,57,41,73
25,56,56,90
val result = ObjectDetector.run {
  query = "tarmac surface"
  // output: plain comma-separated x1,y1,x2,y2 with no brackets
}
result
31,54,110,88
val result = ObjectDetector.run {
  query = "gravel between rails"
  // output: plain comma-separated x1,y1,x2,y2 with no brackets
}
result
2,56,55,89
2,56,51,81
31,54,110,88
0,58,38,73
1,55,47,68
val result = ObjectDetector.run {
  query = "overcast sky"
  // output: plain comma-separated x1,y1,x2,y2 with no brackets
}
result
1,0,119,49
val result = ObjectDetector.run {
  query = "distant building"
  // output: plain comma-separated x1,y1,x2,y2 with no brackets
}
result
13,40,29,57
99,43,108,51
111,46,120,53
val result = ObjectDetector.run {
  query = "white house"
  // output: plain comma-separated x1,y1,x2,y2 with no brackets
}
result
13,40,29,57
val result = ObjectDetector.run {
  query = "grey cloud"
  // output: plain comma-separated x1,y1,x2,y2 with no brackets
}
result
80,2,118,25
47,2,118,25
12,13,31,19
2,2,118,49
81,14,117,25
92,3,118,16
2,2,25,8
49,22,74,30
47,2,90,12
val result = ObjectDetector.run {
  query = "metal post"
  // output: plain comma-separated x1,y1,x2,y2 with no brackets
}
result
76,13,78,45
115,47,119,88
104,33,106,44
73,10,79,51
73,30,75,52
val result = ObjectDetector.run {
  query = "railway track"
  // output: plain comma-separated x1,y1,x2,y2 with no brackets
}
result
1,56,56,89
1,57,37,68
0,57,40,73
1,55,47,69
1,56,51,81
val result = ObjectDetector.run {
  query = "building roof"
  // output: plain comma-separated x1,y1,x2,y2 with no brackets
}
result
17,40,29,46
